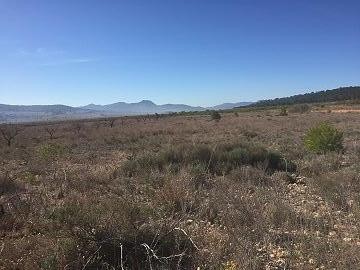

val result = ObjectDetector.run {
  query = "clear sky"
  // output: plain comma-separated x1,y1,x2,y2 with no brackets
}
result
0,0,359,107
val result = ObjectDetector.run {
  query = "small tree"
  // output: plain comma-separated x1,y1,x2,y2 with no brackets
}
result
304,123,343,154
211,111,221,122
44,126,57,140
0,125,21,147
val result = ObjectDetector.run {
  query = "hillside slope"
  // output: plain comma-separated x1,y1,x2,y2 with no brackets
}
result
251,86,360,107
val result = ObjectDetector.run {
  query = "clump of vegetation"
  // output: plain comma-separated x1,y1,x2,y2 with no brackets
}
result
211,111,221,121
49,199,197,269
37,143,69,161
279,106,288,116
0,172,19,196
243,130,258,139
289,104,310,113
40,254,58,270
304,123,343,154
0,124,21,147
118,143,296,177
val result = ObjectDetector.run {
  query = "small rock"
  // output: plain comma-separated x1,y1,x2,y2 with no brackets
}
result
348,200,354,207
186,219,194,225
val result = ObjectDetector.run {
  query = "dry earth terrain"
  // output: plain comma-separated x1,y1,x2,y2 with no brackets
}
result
1,105,360,269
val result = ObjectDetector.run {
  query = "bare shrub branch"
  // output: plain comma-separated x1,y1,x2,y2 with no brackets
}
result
44,126,58,140
0,125,22,147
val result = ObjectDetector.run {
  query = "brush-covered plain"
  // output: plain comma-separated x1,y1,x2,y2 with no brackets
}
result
1,105,360,269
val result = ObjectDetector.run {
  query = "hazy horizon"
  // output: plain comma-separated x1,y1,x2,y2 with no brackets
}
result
1,84,359,108
1,0,359,107
0,98,253,107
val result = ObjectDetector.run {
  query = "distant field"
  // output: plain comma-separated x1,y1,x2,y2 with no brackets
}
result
318,109,360,113
1,103,360,269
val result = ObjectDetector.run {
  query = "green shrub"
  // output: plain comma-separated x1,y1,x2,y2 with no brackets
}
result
40,254,58,270
37,143,68,161
157,147,184,165
23,171,39,185
211,111,221,121
189,145,213,164
304,123,343,154
227,147,250,165
119,143,296,176
279,106,288,116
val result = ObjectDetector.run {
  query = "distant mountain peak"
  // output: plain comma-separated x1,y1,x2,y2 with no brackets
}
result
139,100,155,105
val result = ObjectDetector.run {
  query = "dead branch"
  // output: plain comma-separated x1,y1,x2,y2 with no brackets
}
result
174,227,199,251
141,243,186,261
81,245,102,270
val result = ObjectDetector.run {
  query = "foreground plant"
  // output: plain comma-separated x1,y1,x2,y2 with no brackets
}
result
304,122,343,154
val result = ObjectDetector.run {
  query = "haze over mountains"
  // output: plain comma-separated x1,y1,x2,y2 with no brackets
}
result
2,86,358,123
0,100,252,123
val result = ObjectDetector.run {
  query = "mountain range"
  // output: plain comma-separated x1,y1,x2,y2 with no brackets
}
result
0,100,252,123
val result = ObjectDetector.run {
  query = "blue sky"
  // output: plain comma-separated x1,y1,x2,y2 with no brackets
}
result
0,0,359,106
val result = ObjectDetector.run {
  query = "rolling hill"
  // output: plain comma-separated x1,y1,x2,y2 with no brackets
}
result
249,86,360,107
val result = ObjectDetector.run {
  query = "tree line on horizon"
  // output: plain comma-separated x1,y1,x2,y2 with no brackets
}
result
249,86,360,107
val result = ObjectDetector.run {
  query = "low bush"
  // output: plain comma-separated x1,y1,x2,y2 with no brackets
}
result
242,130,258,139
37,143,69,161
289,104,310,114
304,123,343,154
211,111,221,121
0,173,19,196
279,106,288,116
118,143,296,177
49,199,197,269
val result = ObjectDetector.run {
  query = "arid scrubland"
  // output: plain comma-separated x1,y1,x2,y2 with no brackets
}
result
1,105,360,269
